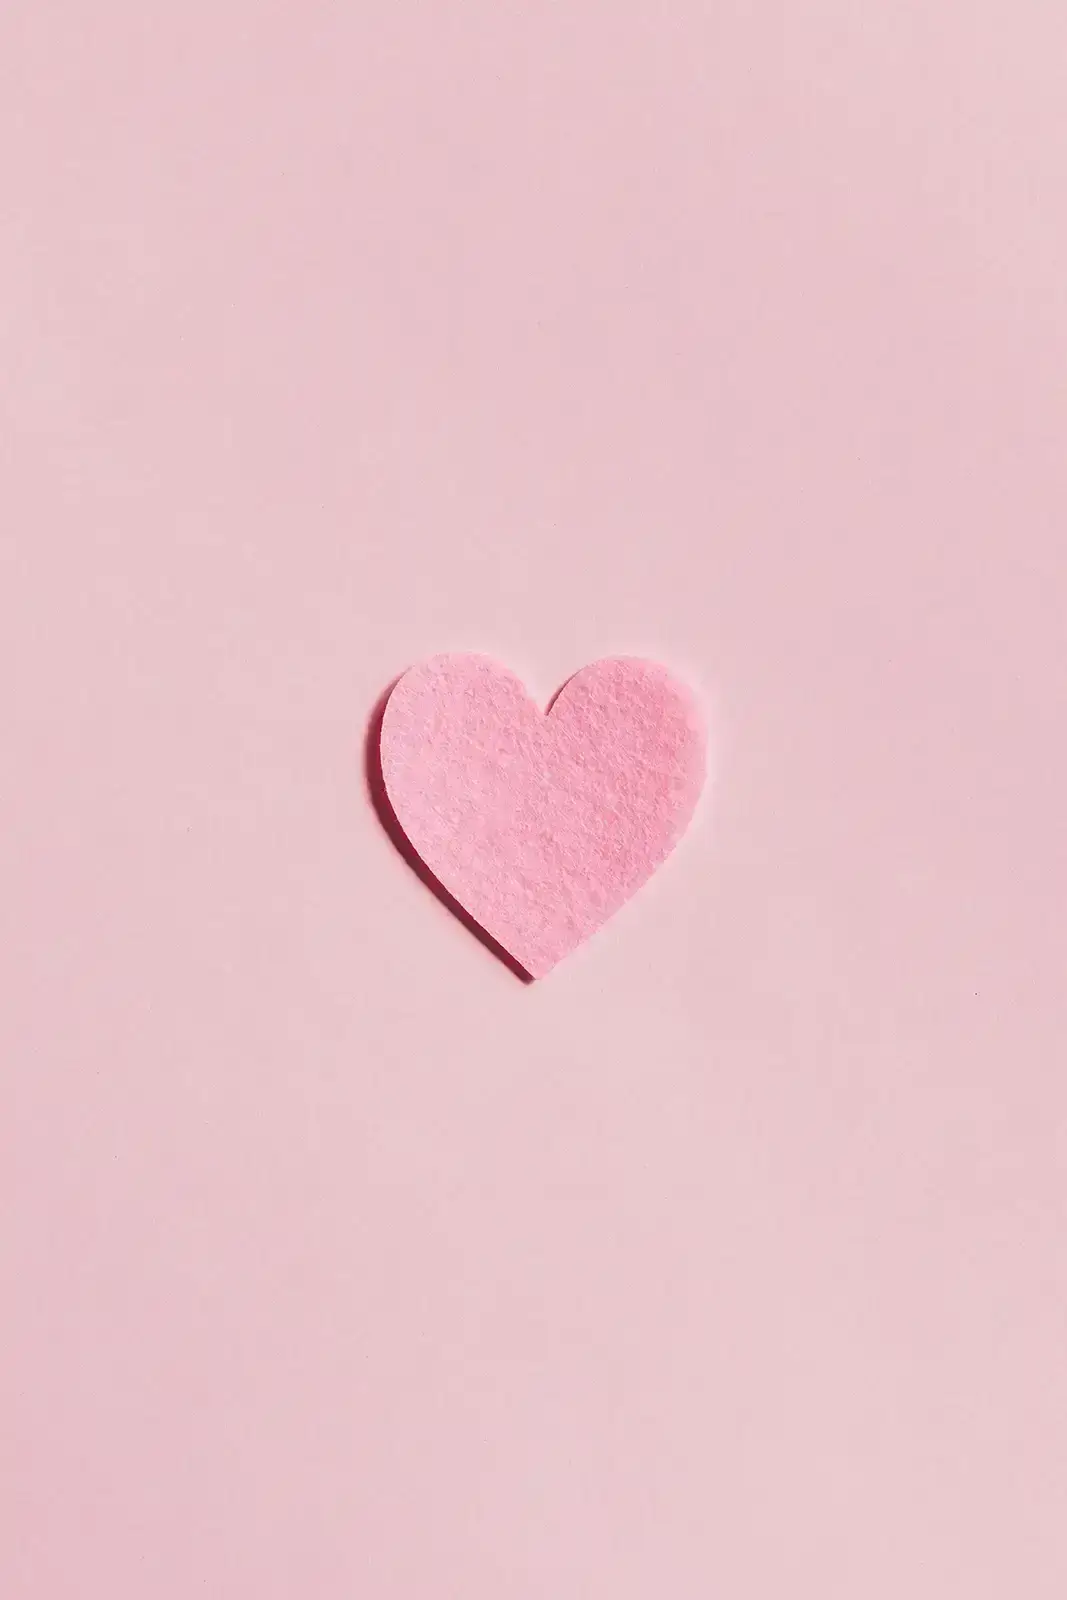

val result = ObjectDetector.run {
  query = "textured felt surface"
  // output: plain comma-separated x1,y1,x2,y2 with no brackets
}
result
379,655,706,977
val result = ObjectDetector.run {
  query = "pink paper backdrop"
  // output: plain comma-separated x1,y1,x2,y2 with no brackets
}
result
4,4,1065,1596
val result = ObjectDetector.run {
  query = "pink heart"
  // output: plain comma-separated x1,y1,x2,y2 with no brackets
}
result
378,654,707,978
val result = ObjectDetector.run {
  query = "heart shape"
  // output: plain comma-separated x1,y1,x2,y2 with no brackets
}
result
378,654,707,978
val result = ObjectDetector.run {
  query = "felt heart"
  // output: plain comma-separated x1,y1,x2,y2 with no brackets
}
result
378,654,706,978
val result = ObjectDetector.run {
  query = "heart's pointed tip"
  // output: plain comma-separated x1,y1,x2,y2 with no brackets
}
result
518,949,572,981
504,943,555,981
510,955,546,982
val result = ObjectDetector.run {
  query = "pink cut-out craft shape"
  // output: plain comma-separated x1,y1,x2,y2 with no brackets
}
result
377,654,707,978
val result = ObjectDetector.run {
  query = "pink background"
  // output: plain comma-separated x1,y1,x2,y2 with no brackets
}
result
4,4,1065,1595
